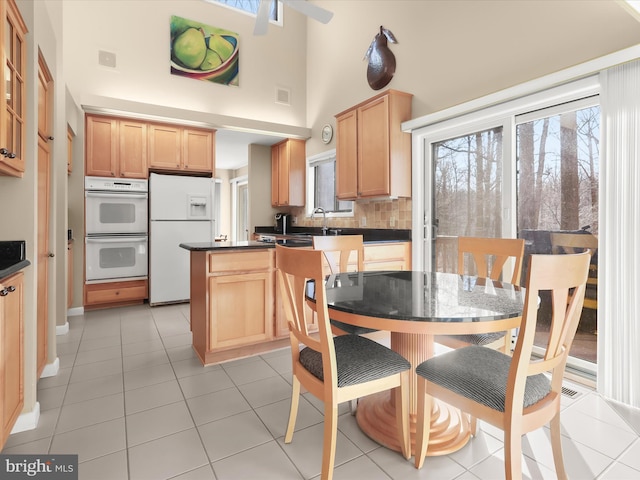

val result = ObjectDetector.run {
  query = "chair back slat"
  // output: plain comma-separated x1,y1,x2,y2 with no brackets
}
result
550,232,598,253
508,252,590,409
550,232,598,311
276,245,338,383
313,235,365,274
457,237,525,285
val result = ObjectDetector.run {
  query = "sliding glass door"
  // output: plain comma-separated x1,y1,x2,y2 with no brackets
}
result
516,99,600,368
431,127,504,274
426,94,600,373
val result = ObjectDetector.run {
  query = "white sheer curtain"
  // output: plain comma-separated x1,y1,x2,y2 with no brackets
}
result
599,59,640,409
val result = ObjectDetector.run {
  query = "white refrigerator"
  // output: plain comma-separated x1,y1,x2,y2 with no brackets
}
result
149,172,214,305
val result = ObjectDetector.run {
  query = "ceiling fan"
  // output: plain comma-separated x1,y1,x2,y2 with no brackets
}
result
254,0,334,35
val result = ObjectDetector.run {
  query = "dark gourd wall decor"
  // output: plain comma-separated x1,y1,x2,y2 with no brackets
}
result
363,26,397,90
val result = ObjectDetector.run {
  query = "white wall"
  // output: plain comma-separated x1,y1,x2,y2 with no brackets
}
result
304,0,640,156
248,144,278,233
62,0,308,133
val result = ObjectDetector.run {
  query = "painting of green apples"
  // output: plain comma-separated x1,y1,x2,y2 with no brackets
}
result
170,15,239,86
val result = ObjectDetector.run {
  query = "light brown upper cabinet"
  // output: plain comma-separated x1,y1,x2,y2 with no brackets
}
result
271,138,305,207
85,115,148,178
335,89,412,200
148,123,215,174
0,0,27,177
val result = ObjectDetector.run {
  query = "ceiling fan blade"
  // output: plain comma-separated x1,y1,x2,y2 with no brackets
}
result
253,0,272,35
282,0,334,24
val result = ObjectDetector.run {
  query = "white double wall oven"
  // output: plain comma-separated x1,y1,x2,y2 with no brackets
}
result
84,177,149,283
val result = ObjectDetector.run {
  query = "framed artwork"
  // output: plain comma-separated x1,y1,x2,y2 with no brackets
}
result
170,15,239,86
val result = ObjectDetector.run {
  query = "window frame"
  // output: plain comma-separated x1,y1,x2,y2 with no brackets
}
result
411,75,600,272
306,149,353,218
412,77,601,377
205,0,284,27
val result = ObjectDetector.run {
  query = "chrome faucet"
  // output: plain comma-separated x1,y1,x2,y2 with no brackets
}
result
312,207,329,235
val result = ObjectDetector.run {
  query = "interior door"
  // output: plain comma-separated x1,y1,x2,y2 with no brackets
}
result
37,53,53,376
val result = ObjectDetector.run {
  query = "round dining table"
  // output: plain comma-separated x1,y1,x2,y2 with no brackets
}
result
316,270,525,456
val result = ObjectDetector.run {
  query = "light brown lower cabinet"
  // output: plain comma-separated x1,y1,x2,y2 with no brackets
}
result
1,271,24,450
363,242,411,271
190,249,286,365
83,279,148,310
189,242,411,364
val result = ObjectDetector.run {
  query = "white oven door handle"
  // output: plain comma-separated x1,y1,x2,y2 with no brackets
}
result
86,236,147,244
85,192,148,199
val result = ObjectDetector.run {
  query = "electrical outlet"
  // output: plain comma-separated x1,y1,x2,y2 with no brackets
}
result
292,216,297,225
390,216,396,227
360,217,367,227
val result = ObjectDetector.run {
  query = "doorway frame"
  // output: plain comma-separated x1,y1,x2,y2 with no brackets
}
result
230,174,248,242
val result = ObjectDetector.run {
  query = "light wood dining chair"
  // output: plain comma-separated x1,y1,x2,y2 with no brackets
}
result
312,235,378,336
275,245,411,480
414,252,591,479
436,236,526,354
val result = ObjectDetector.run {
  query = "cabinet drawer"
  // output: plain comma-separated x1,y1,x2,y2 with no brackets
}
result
364,242,409,262
209,250,273,274
84,280,148,306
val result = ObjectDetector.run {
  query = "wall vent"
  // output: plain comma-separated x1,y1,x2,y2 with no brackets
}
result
275,87,291,106
98,50,117,68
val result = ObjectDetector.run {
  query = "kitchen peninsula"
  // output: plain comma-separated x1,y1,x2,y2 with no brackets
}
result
180,229,411,366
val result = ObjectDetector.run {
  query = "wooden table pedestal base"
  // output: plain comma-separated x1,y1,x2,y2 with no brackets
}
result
355,391,471,456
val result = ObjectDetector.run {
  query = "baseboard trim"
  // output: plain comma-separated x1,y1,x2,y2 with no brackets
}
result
11,402,40,434
40,357,60,378
67,306,84,317
56,321,69,335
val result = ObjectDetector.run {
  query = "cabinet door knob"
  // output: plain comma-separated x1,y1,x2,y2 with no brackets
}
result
0,288,8,296
48,136,55,141
48,252,55,258
0,148,15,158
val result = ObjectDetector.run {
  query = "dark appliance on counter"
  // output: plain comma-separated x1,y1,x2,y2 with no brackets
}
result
274,213,292,234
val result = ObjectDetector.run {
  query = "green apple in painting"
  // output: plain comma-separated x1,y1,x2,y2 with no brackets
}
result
173,28,207,69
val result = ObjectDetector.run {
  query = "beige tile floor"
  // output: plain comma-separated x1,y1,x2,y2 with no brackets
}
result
2,303,640,479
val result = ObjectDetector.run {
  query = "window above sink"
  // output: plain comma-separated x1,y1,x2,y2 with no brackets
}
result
306,149,353,218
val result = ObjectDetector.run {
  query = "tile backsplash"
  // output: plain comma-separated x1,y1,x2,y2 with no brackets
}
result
289,197,412,230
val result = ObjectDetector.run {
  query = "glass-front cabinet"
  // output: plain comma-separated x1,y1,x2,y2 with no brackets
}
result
0,0,27,177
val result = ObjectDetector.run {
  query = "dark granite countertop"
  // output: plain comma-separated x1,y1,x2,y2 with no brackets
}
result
180,239,313,251
181,228,411,252
0,241,31,279
254,226,411,243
